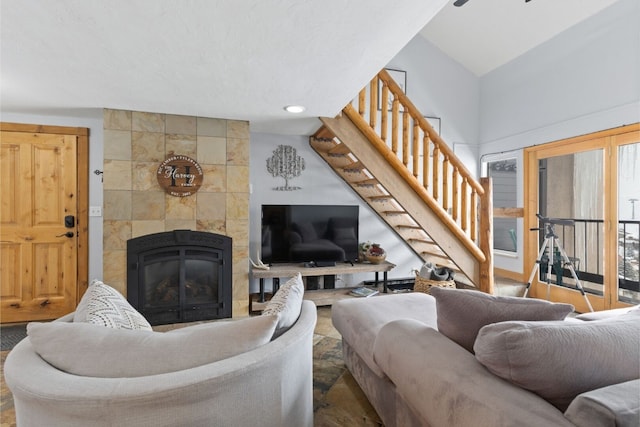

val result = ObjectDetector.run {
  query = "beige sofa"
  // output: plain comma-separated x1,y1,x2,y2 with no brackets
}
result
332,290,640,427
5,300,317,427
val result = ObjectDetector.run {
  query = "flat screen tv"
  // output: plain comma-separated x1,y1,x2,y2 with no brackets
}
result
261,204,359,264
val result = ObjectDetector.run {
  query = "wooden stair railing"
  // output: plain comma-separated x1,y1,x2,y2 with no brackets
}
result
317,69,494,293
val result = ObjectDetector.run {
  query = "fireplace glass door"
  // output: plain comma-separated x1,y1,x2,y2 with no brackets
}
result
138,247,224,325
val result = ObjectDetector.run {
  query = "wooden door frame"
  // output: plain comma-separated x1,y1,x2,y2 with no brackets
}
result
0,122,89,305
524,123,639,312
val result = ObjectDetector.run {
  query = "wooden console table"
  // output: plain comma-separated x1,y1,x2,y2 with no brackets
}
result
251,261,396,304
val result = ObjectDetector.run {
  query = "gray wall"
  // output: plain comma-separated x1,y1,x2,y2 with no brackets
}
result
479,0,639,153
381,0,639,275
386,35,480,176
249,132,423,292
248,36,482,290
477,0,640,274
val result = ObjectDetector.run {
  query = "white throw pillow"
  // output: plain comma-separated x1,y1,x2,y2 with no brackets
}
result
430,287,574,353
474,310,640,411
74,279,152,331
27,314,278,378
262,273,304,338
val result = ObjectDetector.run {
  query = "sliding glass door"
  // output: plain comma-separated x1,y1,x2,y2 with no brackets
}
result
537,150,605,299
613,135,640,306
524,124,639,312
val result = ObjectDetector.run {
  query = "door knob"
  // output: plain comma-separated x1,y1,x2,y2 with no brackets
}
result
57,231,75,238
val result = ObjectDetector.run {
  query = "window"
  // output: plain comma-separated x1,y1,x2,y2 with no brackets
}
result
486,159,518,253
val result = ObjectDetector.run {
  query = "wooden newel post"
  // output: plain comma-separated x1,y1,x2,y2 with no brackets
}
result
478,177,494,294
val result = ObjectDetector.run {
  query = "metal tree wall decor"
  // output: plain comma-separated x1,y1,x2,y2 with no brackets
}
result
266,145,306,191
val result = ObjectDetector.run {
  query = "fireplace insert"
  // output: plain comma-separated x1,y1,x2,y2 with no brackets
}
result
127,230,232,325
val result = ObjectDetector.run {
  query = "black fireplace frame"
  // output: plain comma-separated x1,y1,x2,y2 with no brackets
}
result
127,230,232,325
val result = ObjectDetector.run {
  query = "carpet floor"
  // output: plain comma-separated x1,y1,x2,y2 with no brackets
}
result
0,307,382,427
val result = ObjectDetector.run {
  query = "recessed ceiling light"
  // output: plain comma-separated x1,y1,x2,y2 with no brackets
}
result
284,105,306,113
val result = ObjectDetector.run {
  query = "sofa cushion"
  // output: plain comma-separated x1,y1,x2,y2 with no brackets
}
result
564,379,640,427
332,292,438,378
27,314,278,378
73,279,152,331
430,287,573,353
373,319,576,427
474,311,640,411
262,272,304,338
576,304,640,321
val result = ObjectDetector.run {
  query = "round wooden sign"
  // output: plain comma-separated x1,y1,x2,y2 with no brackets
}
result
157,155,204,197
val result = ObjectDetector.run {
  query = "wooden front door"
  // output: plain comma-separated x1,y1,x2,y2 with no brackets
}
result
1,123,89,323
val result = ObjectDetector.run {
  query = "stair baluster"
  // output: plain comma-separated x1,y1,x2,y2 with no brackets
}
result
310,68,494,293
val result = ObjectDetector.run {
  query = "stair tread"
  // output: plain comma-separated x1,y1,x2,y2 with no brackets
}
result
322,157,356,169
421,250,449,258
369,195,394,201
342,161,365,172
328,144,352,155
311,143,339,156
408,238,437,245
353,178,379,186
396,224,421,229
312,127,335,140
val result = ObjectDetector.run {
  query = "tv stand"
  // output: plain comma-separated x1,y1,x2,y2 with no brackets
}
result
250,261,396,311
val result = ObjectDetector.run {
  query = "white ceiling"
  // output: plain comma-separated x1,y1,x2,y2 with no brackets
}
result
1,0,621,135
0,0,448,135
421,0,621,76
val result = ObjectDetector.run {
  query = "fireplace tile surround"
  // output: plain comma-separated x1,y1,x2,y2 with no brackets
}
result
102,109,250,316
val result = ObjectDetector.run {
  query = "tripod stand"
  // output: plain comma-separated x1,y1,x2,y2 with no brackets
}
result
524,214,594,312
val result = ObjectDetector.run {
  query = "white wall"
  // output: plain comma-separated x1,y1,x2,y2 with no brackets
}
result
478,0,640,274
386,35,481,176
480,0,639,150
248,34,482,289
1,110,105,281
249,132,423,292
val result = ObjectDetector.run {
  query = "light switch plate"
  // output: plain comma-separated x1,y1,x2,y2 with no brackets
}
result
89,206,102,217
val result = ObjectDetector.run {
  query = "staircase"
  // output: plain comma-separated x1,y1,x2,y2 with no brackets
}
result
311,70,494,292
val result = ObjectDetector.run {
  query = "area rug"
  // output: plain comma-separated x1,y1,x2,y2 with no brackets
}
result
1,324,25,427
1,350,16,427
0,325,27,351
313,335,383,427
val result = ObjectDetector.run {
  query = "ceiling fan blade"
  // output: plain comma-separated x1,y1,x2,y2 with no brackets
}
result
454,0,531,5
